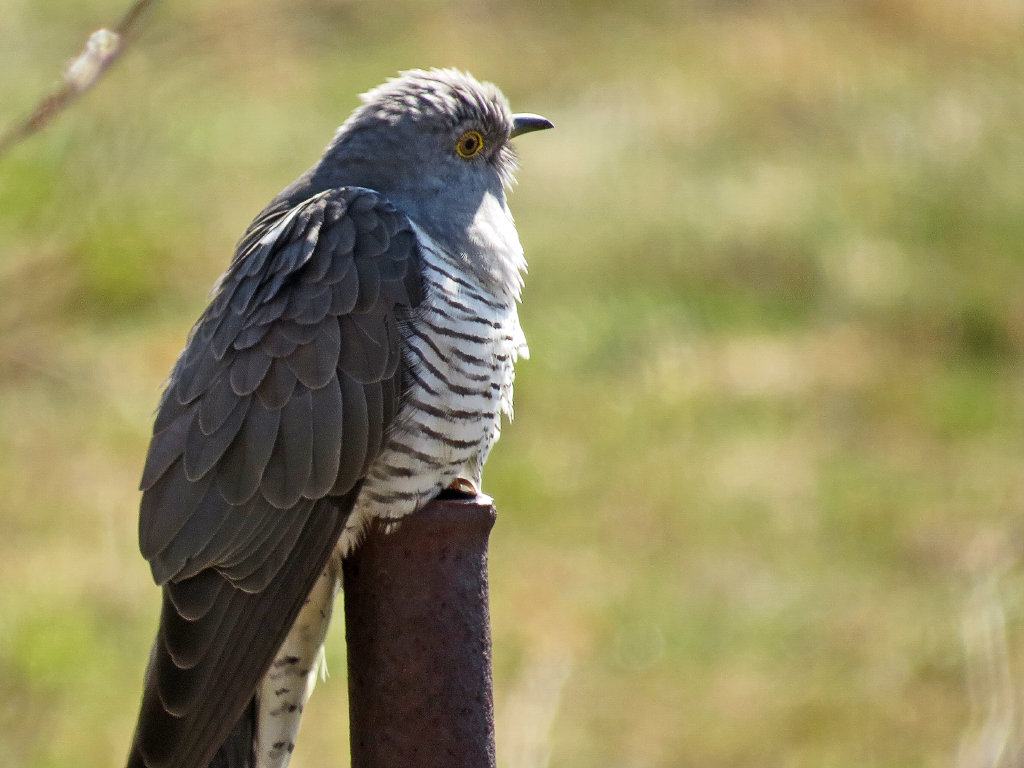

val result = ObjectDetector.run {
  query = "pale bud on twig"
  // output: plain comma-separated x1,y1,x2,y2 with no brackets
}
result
64,29,122,93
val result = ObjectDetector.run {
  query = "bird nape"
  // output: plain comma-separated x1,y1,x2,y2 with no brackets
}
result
125,69,551,768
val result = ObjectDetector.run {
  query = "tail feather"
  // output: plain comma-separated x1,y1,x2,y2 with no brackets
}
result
209,698,257,768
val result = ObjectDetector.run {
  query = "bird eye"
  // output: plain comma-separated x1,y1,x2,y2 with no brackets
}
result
455,130,485,159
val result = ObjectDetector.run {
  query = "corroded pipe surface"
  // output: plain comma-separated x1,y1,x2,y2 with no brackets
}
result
343,495,498,768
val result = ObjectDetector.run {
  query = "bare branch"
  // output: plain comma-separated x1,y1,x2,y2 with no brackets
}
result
0,0,161,160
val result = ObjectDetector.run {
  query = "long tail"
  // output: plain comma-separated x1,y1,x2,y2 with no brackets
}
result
125,497,352,768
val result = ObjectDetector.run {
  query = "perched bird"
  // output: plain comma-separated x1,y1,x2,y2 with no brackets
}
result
125,69,551,768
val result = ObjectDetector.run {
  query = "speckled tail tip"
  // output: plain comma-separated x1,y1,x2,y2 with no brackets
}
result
343,496,498,768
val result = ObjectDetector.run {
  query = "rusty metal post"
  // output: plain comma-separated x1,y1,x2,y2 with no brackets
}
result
342,495,498,768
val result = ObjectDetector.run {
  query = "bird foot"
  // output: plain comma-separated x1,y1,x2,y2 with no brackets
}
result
437,477,480,500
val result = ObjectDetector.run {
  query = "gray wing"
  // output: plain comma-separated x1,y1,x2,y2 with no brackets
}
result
126,187,423,768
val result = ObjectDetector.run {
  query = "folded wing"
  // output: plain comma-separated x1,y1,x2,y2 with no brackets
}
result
127,187,423,768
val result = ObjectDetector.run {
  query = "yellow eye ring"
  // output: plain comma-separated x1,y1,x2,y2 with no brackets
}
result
455,130,485,159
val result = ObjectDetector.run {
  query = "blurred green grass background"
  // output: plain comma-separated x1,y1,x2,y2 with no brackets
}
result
3,1,1024,766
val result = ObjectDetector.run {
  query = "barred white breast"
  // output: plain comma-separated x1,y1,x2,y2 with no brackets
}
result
340,223,528,553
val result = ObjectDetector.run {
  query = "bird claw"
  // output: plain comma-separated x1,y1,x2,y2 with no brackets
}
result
437,477,480,500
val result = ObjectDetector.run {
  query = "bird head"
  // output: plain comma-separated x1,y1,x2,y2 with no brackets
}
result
317,69,552,292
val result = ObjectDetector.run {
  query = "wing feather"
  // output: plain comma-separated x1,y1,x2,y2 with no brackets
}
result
215,400,281,505
255,360,297,410
330,372,369,495
306,376,343,498
260,387,313,509
228,346,273,396
139,463,214,563
285,318,340,389
139,410,190,491
199,373,243,435
183,396,249,482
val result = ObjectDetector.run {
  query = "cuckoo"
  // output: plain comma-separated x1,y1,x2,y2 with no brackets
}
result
125,68,551,768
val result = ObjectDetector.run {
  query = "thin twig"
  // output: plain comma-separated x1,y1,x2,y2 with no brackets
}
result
0,0,161,160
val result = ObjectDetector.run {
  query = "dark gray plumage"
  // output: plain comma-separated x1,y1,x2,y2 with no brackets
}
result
126,69,550,768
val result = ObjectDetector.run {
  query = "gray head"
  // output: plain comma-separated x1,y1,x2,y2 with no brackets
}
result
314,69,552,293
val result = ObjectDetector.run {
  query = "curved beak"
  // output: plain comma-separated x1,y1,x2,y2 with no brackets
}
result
510,113,554,138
